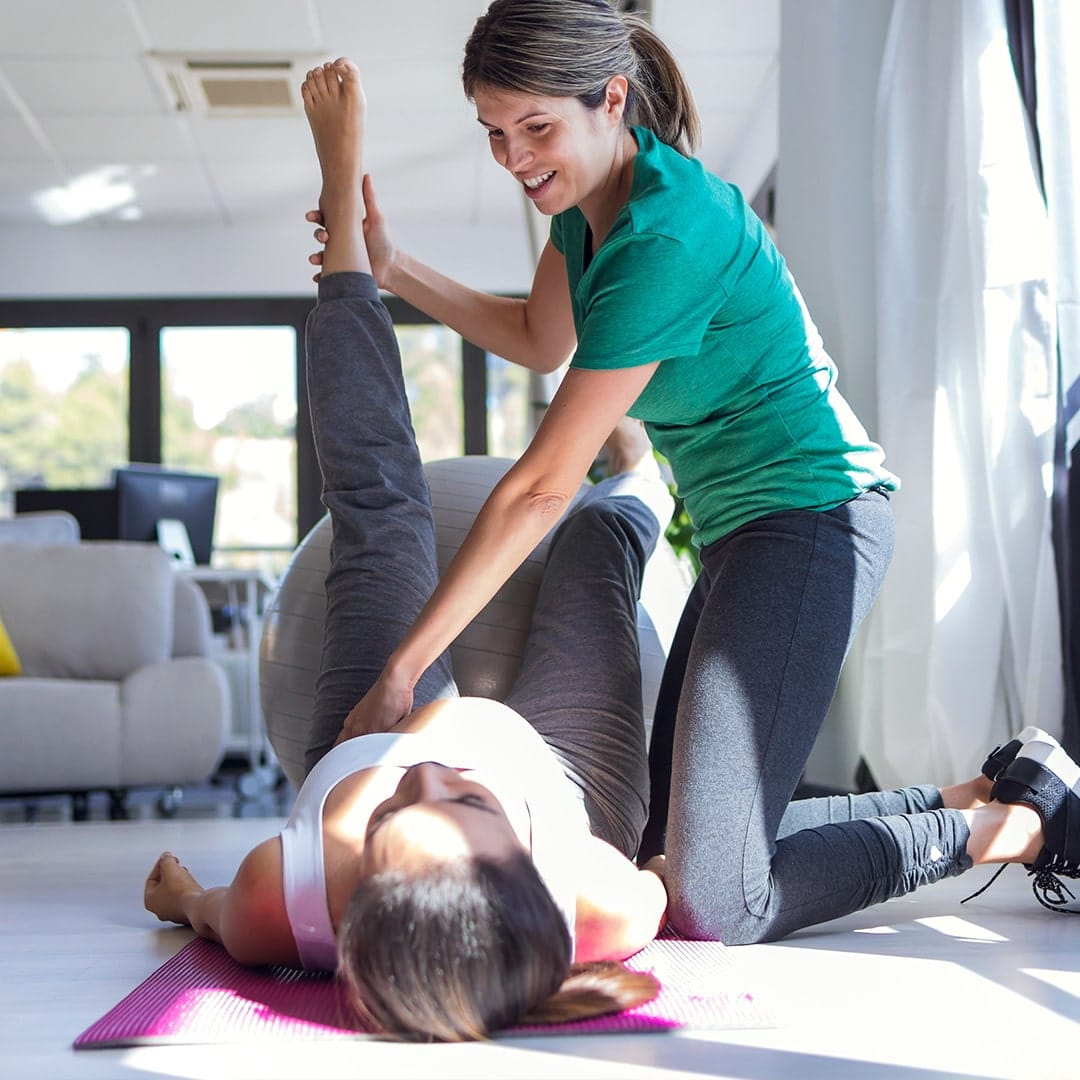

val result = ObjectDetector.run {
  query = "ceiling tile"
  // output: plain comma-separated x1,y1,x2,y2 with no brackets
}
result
4,158,225,225
2,59,163,115
0,84,17,118
0,160,67,220
38,114,197,162
187,114,310,158
315,0,486,63
209,155,321,222
98,158,225,222
0,117,49,160
0,1,145,58
373,144,519,226
135,0,322,53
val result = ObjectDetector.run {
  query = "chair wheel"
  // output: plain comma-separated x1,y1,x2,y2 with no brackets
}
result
156,788,183,818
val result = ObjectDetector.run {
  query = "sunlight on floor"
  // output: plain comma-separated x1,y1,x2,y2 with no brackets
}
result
1022,967,1080,998
914,915,1008,942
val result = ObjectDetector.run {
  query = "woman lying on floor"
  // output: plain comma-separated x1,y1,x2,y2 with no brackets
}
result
143,52,1079,1045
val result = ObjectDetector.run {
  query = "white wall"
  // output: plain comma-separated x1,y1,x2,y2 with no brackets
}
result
0,217,536,299
776,0,894,788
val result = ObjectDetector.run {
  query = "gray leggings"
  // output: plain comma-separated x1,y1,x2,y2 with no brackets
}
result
303,273,662,858
645,490,974,943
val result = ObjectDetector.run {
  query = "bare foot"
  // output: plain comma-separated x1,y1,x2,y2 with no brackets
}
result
300,57,371,276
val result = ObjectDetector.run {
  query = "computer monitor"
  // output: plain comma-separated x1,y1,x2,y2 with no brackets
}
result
13,486,119,540
114,465,219,566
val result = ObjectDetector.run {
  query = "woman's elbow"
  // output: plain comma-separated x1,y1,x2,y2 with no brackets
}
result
525,488,574,522
534,354,570,375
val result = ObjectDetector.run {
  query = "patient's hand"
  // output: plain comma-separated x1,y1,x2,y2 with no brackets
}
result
144,852,202,926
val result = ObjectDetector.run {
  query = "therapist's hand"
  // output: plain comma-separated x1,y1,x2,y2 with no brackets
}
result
334,669,414,744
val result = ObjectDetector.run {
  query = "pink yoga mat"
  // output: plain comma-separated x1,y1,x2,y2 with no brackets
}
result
75,935,772,1047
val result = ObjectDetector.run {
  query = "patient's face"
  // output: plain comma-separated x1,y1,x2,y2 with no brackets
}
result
360,761,530,874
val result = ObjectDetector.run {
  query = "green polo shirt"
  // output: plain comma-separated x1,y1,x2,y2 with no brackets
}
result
550,126,898,548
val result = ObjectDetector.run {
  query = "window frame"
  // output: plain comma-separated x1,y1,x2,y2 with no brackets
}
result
0,295,493,547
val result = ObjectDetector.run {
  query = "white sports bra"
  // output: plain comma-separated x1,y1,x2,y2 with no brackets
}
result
279,717,588,971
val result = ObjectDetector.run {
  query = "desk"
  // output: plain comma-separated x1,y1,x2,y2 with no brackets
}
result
179,567,277,794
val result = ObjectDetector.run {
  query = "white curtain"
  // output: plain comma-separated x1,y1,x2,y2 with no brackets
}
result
1037,1,1080,753
861,0,1062,788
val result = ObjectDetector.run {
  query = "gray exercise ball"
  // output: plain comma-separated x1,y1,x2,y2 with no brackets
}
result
260,456,692,792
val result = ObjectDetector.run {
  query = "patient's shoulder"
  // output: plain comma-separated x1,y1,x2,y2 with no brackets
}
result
222,837,301,967
574,836,667,963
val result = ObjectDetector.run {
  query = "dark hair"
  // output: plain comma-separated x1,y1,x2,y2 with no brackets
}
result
462,0,701,156
338,850,659,1041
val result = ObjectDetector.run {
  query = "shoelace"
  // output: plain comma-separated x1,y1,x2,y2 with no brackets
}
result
960,864,1007,905
1030,857,1080,913
961,859,1080,913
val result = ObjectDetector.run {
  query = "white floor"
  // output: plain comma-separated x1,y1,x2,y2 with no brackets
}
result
2,816,1078,1080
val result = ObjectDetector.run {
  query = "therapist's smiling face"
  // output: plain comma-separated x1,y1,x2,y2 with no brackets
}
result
360,761,530,874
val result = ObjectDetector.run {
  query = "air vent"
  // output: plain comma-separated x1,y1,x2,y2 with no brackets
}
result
147,52,324,117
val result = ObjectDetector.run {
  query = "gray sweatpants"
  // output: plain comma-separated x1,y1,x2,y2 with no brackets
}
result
303,272,663,858
647,488,974,943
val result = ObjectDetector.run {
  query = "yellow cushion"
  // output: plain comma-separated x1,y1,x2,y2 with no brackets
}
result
0,613,21,676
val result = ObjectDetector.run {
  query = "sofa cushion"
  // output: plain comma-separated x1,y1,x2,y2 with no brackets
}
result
171,576,213,659
121,658,230,785
0,678,123,790
0,542,175,680
0,510,80,545
0,613,21,676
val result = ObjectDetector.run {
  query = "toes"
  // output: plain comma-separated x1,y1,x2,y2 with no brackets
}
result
301,69,320,104
301,58,360,108
304,63,334,103
333,57,360,82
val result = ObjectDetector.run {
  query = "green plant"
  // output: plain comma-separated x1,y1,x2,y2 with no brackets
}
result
664,488,700,574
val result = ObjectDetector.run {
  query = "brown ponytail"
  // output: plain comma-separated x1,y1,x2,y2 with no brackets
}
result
520,960,661,1025
623,15,701,156
463,0,702,157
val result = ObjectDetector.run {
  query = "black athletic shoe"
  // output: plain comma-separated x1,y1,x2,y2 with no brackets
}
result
980,726,1058,782
991,735,1080,914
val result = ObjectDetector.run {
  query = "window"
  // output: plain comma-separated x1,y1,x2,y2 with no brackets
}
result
160,325,298,574
0,297,526,565
396,324,464,461
486,353,531,458
0,326,129,513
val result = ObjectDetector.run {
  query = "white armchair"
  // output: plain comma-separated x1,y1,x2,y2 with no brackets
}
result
0,535,230,818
